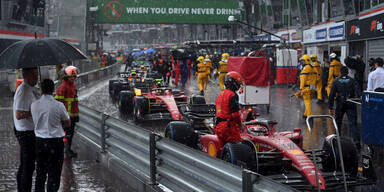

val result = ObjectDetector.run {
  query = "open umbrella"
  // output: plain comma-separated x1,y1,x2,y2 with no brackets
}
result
0,38,87,70
144,48,154,54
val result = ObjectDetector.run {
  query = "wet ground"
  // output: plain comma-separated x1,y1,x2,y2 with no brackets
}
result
0,84,122,192
79,71,383,191
1,69,383,191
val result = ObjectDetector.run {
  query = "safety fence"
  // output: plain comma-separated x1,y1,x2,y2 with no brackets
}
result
75,62,120,89
76,103,298,192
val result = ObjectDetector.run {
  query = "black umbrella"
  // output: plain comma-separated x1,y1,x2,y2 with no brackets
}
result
0,38,87,70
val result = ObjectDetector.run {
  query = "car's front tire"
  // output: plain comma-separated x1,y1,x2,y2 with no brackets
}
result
164,121,197,148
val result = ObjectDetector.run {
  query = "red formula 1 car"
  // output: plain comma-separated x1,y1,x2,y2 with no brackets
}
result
164,99,376,191
126,87,188,121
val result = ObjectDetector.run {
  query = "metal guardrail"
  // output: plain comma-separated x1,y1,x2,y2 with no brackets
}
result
76,62,120,88
77,108,298,192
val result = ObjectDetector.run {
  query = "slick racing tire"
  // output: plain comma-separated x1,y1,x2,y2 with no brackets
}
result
119,91,134,115
133,96,149,122
164,121,197,149
112,81,122,102
109,80,118,96
221,143,253,169
189,94,206,104
322,135,358,176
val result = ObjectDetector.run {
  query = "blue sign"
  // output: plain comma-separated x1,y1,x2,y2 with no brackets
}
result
251,34,271,41
362,92,384,146
315,28,327,40
329,25,344,39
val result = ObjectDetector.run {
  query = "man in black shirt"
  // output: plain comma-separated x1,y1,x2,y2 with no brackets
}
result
329,66,360,143
344,55,365,93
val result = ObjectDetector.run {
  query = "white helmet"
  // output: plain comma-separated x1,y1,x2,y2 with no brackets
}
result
329,53,337,59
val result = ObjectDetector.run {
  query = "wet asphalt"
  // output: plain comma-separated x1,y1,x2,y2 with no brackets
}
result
80,71,383,192
1,68,383,191
0,84,120,192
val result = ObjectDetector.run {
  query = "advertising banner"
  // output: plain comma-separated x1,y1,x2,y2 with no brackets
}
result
88,0,241,24
303,21,345,44
271,29,301,43
346,14,384,41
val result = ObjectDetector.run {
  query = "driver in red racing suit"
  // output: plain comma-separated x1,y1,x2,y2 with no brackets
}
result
215,71,244,144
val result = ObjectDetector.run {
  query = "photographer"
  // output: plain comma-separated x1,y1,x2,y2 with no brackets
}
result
344,55,365,93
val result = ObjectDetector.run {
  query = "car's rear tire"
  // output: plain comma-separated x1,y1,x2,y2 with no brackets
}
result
322,135,358,176
221,143,253,169
109,80,118,96
189,94,206,104
112,81,122,102
119,91,134,115
164,121,197,149
133,96,148,121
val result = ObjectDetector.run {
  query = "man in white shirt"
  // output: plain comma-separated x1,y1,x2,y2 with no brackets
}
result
13,67,39,192
31,79,70,192
367,57,384,92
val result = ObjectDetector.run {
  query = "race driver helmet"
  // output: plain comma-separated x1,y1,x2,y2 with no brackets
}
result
64,66,79,78
224,71,244,92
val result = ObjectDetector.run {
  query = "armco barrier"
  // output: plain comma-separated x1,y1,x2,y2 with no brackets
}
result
76,103,298,192
76,62,120,89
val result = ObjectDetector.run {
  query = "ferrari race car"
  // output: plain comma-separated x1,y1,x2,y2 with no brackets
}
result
119,87,188,121
109,70,154,100
164,99,376,191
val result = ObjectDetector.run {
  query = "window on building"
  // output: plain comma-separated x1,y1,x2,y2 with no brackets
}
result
344,0,355,16
284,0,289,9
273,3,282,24
372,0,379,6
260,2,266,17
312,0,319,24
364,0,371,10
267,5,273,16
330,0,344,18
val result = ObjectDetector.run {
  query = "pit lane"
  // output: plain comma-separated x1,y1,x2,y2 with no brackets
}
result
79,71,384,191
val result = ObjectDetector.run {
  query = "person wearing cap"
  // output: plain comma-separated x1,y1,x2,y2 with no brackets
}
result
327,53,342,96
13,67,39,192
31,79,70,192
55,66,79,158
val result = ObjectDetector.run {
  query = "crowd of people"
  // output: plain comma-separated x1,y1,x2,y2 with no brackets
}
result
120,48,232,96
297,52,384,147
13,65,79,192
